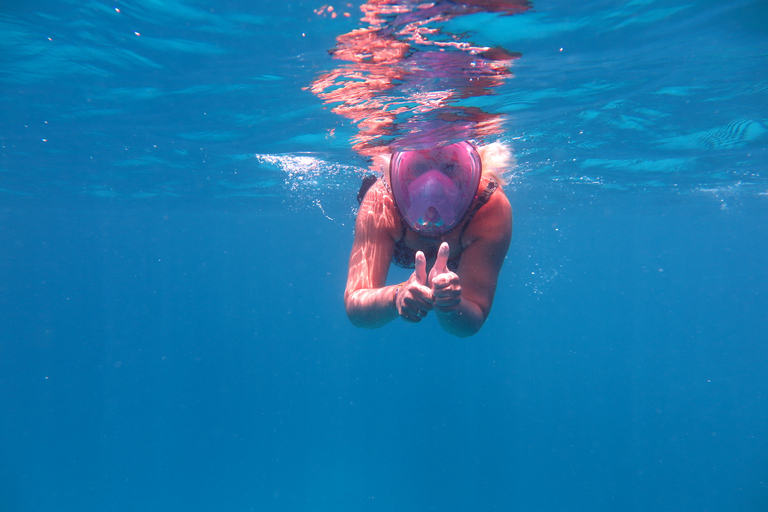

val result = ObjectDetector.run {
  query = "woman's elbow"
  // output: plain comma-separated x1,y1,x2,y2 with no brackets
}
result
345,307,369,328
344,297,382,329
346,310,387,329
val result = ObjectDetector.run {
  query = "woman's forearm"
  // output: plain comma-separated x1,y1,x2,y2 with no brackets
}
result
344,284,400,329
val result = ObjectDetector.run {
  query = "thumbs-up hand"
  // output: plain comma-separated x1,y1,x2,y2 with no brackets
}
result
396,250,435,322
428,242,461,315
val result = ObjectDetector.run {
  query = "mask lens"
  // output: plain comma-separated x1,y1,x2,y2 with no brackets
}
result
390,142,482,236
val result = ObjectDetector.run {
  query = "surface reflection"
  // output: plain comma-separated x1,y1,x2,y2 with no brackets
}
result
310,0,530,157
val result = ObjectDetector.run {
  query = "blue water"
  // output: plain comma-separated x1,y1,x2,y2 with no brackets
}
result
1,0,767,511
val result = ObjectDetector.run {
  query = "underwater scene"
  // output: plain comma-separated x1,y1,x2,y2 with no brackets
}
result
1,0,767,510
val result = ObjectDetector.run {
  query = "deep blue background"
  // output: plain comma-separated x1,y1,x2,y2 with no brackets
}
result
1,0,768,510
1,190,766,512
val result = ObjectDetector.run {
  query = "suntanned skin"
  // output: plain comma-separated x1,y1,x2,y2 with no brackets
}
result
344,176,512,337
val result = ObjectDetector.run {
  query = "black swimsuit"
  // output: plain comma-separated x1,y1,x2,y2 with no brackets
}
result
357,177,498,271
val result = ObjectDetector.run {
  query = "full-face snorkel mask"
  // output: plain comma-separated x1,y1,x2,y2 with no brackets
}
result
389,141,482,238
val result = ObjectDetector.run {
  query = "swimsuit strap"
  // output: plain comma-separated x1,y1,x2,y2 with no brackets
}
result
458,179,498,241
357,174,378,204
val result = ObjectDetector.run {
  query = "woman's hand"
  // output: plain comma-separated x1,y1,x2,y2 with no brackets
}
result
396,251,435,322
428,242,462,315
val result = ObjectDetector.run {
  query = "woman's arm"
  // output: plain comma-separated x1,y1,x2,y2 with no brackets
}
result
433,189,513,337
344,181,402,328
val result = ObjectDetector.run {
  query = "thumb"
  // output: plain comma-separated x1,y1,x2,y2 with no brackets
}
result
414,251,427,285
429,242,450,285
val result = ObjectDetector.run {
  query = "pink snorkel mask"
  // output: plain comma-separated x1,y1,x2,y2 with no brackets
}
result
390,141,482,237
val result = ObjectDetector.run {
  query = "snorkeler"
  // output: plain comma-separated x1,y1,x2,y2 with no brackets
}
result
344,141,512,337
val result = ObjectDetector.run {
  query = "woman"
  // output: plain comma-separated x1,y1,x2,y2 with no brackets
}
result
344,141,513,337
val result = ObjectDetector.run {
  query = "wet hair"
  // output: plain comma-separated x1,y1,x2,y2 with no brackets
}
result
477,142,513,186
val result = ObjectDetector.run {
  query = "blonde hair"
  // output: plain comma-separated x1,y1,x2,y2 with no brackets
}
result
477,141,513,186
376,141,513,187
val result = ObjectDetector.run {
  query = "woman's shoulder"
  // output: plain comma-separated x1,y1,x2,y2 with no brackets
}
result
357,178,401,234
370,178,390,196
463,179,512,243
474,177,511,217
485,180,511,213
360,178,394,208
